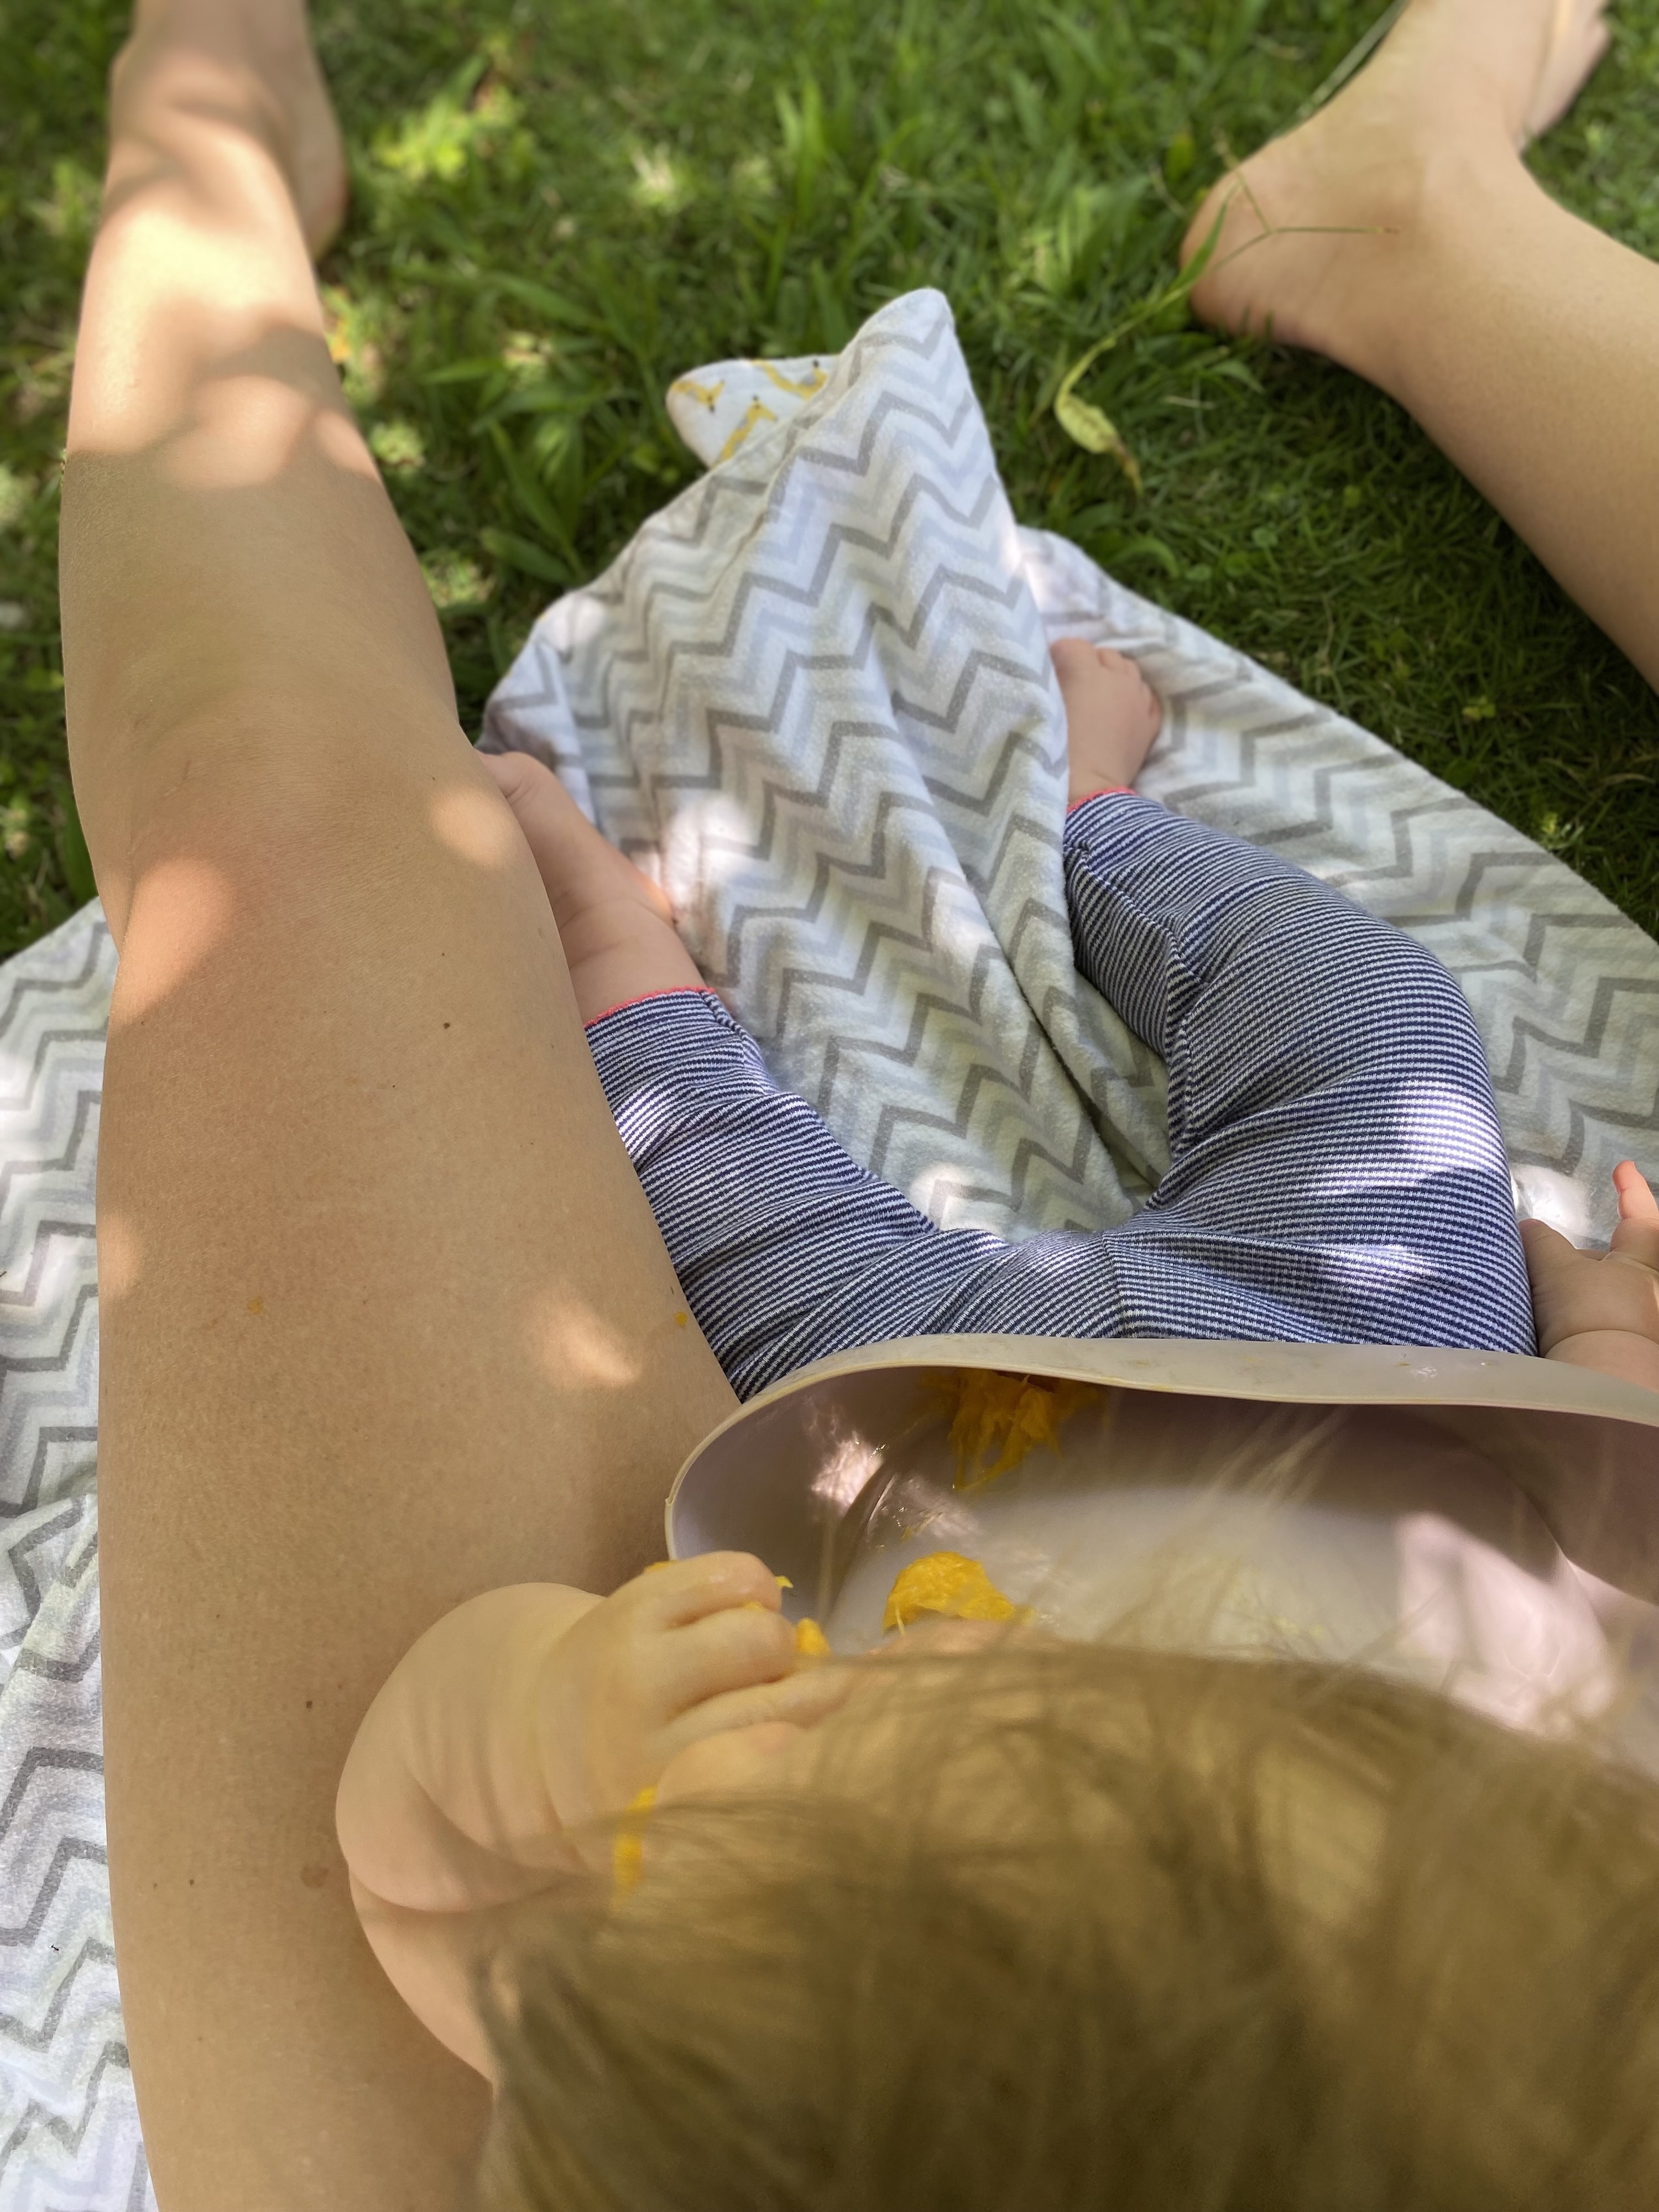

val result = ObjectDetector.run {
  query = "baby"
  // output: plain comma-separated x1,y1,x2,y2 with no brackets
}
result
479,639,1659,1401
335,641,1659,2130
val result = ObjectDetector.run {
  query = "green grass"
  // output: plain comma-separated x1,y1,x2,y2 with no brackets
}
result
3,0,1657,957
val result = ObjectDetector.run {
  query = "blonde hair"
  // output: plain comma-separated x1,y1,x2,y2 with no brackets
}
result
469,1635,1659,2211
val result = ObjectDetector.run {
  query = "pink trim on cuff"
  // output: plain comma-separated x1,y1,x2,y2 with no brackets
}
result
583,983,714,1031
1065,785,1136,816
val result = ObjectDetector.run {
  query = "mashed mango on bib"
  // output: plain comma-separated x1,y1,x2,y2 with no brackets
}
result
882,1550,1032,1632
936,1370,1099,1491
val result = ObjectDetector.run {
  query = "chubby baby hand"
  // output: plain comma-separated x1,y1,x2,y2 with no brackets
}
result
336,1552,846,1928
1521,1161,1659,1396
335,1555,852,2078
533,1552,844,1836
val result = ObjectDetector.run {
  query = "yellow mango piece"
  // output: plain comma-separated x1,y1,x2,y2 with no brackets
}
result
611,1785,657,1902
882,1551,1030,1632
794,1616,831,1659
932,1370,1099,1492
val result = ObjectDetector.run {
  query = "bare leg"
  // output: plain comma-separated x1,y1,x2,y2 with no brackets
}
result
1182,0,1659,691
62,3,733,2205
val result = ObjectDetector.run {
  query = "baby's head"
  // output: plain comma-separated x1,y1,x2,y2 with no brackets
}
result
469,1632,1659,2211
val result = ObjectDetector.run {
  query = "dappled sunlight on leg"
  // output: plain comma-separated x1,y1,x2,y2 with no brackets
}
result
163,370,312,488
429,780,526,872
525,1288,649,1391
109,854,234,1027
157,366,381,492
97,1210,145,1305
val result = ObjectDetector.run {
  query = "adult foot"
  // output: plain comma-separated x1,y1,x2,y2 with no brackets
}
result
481,752,704,1024
115,0,348,259
276,12,348,258
1179,0,1612,367
1052,639,1163,806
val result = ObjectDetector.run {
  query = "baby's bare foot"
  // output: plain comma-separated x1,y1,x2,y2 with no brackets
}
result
1052,639,1163,806
482,752,702,1023
1180,0,1612,371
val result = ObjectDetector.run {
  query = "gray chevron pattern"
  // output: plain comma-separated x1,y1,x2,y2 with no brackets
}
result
0,902,153,2209
0,288,1652,2206
485,291,1154,1236
486,287,1659,1246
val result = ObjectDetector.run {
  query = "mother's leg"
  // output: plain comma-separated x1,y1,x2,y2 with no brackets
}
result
1183,0,1659,691
62,4,734,2205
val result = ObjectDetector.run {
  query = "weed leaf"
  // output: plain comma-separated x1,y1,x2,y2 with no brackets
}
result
1054,385,1142,493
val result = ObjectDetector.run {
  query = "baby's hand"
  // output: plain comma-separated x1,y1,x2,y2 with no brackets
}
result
532,1552,843,1837
1520,1161,1659,1395
335,1556,846,2078
338,1554,844,1917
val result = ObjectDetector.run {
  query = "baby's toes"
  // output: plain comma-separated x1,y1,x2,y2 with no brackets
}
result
483,750,680,943
1099,646,1164,744
482,749,606,879
481,748,573,828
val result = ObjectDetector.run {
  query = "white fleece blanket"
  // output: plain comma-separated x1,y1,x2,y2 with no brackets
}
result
1,285,1655,2205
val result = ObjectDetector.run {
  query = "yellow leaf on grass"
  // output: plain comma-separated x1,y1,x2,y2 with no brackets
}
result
1054,384,1142,493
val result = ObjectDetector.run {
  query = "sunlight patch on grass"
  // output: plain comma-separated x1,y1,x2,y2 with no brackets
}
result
368,419,427,474
29,156,100,246
629,144,694,215
420,548,493,613
0,469,34,532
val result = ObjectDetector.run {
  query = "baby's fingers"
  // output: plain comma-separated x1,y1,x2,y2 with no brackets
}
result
649,1601,799,1719
659,1656,860,1762
626,1552,782,1627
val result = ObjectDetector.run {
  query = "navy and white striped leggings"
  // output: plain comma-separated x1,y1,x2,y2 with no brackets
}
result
587,792,1536,1402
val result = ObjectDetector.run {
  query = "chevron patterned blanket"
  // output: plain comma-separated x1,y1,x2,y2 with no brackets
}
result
1,285,1655,2203
486,288,1658,1249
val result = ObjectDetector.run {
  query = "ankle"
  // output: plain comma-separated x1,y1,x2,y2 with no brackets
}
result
128,0,313,58
1275,102,1517,382
111,24,285,158
1334,148,1541,392
563,906,703,1026
120,2,315,128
